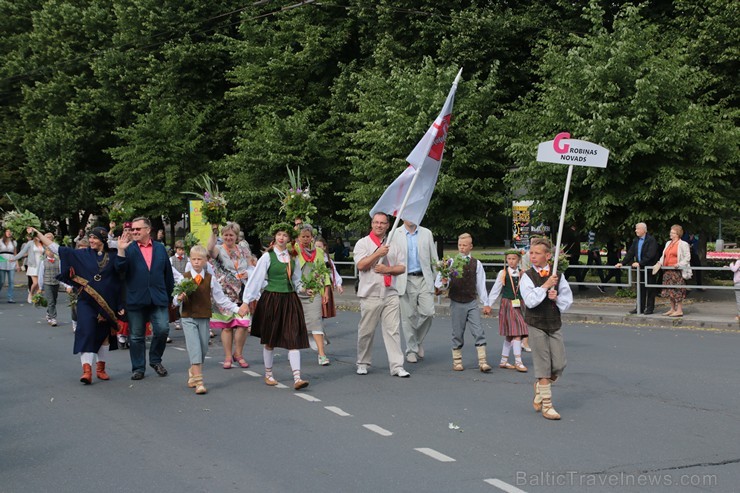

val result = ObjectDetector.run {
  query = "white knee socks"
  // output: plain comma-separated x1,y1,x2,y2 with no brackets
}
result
97,344,109,363
289,350,301,381
512,339,522,363
501,339,512,362
263,347,274,377
80,352,95,366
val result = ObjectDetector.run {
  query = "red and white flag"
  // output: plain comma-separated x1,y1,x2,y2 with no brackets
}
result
370,68,462,226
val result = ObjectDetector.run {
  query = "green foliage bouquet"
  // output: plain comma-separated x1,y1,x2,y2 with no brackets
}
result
434,255,469,282
551,247,570,273
2,209,41,240
32,292,48,308
300,262,330,302
172,278,198,298
184,175,228,225
107,201,134,224
274,167,317,224
183,232,200,252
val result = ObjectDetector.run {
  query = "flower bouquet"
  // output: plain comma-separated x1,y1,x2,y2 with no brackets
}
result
434,255,469,283
300,262,330,302
550,246,570,274
2,208,41,241
183,175,228,225
273,166,317,224
31,292,48,308
183,232,200,252
172,278,198,299
107,201,134,224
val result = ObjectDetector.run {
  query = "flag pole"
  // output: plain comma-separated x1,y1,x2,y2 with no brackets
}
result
386,169,422,244
552,164,574,276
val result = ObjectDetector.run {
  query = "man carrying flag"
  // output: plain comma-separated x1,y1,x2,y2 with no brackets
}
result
356,69,461,375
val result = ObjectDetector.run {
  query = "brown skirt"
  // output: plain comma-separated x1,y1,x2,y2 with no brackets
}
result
322,287,337,319
250,291,309,350
661,270,686,302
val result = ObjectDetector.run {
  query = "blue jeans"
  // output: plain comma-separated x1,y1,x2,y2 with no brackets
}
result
0,269,15,302
127,305,170,373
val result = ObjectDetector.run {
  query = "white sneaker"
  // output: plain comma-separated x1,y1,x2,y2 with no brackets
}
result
394,368,410,378
356,364,368,375
406,352,418,363
49,318,57,327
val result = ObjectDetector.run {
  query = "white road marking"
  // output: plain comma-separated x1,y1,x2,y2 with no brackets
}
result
295,393,321,402
414,448,456,462
243,370,261,377
484,478,528,493
275,383,289,389
173,347,185,351
324,406,351,416
363,424,392,436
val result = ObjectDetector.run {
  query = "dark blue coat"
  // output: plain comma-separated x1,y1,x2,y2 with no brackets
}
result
115,241,175,310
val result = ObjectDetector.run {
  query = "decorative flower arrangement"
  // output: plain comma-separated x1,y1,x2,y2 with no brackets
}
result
300,262,330,302
434,255,469,282
183,175,228,225
550,247,570,273
107,201,134,224
273,166,317,224
172,278,198,298
61,235,73,247
31,292,48,307
183,232,200,252
2,208,41,241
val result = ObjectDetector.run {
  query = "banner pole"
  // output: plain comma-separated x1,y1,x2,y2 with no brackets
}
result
552,164,574,276
386,169,421,244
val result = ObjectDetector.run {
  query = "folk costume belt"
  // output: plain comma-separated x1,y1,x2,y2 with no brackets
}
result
70,271,117,326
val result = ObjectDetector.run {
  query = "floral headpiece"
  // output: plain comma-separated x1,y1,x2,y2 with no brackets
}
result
273,166,317,224
503,249,523,257
270,222,295,239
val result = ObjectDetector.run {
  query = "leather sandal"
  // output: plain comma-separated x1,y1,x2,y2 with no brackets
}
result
514,362,528,372
499,361,515,369
187,368,197,388
264,375,278,386
222,359,233,369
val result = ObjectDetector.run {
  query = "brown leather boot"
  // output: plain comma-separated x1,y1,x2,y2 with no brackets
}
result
80,363,92,385
96,361,110,380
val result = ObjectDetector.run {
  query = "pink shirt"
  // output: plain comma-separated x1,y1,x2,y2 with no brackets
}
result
137,239,153,270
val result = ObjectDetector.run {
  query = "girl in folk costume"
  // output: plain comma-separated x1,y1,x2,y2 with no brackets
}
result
315,236,343,319
242,223,310,390
484,250,528,372
14,232,44,303
31,227,122,385
294,225,332,366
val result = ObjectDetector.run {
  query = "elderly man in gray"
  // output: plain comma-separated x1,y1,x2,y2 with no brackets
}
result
392,219,439,363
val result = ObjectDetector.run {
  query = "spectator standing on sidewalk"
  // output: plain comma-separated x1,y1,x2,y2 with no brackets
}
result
615,222,660,315
729,259,740,321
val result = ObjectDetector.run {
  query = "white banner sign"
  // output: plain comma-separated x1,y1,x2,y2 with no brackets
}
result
537,132,609,168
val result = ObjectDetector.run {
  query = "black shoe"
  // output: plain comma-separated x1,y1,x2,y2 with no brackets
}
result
7,300,15,303
131,371,145,380
628,309,637,314
643,308,654,315
150,363,168,377
597,285,605,294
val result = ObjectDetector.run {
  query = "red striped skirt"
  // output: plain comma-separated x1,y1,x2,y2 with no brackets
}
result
250,291,309,350
498,298,528,337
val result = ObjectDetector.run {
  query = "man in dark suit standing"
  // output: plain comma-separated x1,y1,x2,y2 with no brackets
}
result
116,217,175,380
616,222,660,314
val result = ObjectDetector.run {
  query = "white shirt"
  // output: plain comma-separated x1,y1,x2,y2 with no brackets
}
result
518,266,573,313
172,267,239,315
434,255,489,304
242,248,302,304
486,267,520,306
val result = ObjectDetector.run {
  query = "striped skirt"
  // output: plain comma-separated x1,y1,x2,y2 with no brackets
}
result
498,298,529,337
661,270,686,302
250,291,309,350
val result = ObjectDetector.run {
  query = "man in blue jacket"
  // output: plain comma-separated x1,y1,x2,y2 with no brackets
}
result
116,217,175,380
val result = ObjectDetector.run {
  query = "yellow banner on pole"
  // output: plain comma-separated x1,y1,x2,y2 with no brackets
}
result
189,200,212,247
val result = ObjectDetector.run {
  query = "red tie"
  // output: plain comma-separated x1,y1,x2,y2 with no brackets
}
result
177,256,183,261
194,274,203,285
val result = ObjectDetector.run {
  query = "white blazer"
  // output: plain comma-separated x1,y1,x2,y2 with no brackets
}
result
656,239,692,279
392,225,439,296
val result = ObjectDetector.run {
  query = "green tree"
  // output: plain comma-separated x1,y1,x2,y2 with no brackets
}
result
504,1,738,241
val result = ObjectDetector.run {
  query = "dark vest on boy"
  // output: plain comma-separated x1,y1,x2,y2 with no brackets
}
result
171,255,188,275
523,268,562,332
43,256,61,286
448,257,478,303
180,272,212,319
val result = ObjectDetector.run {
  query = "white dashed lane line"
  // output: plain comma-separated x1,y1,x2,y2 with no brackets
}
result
363,424,393,437
242,370,261,377
414,448,456,462
484,478,528,493
172,347,185,351
324,406,351,416
295,393,321,402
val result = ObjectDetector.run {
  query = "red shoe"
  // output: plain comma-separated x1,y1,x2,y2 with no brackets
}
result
96,361,110,380
80,364,92,385
232,355,249,368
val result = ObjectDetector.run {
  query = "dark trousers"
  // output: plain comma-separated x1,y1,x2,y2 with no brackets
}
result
638,269,659,312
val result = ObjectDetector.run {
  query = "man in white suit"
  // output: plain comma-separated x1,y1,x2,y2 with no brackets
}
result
392,219,439,363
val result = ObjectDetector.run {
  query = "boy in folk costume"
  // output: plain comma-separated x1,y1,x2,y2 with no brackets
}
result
173,246,247,394
519,237,573,420
435,233,493,372
484,249,528,372
169,240,188,330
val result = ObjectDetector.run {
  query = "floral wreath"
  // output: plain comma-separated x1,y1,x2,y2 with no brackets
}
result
273,166,317,224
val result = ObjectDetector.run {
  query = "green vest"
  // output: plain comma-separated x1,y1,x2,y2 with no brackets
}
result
501,270,521,301
265,250,294,293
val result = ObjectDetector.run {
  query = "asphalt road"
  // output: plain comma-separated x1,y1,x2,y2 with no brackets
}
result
1,298,738,493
